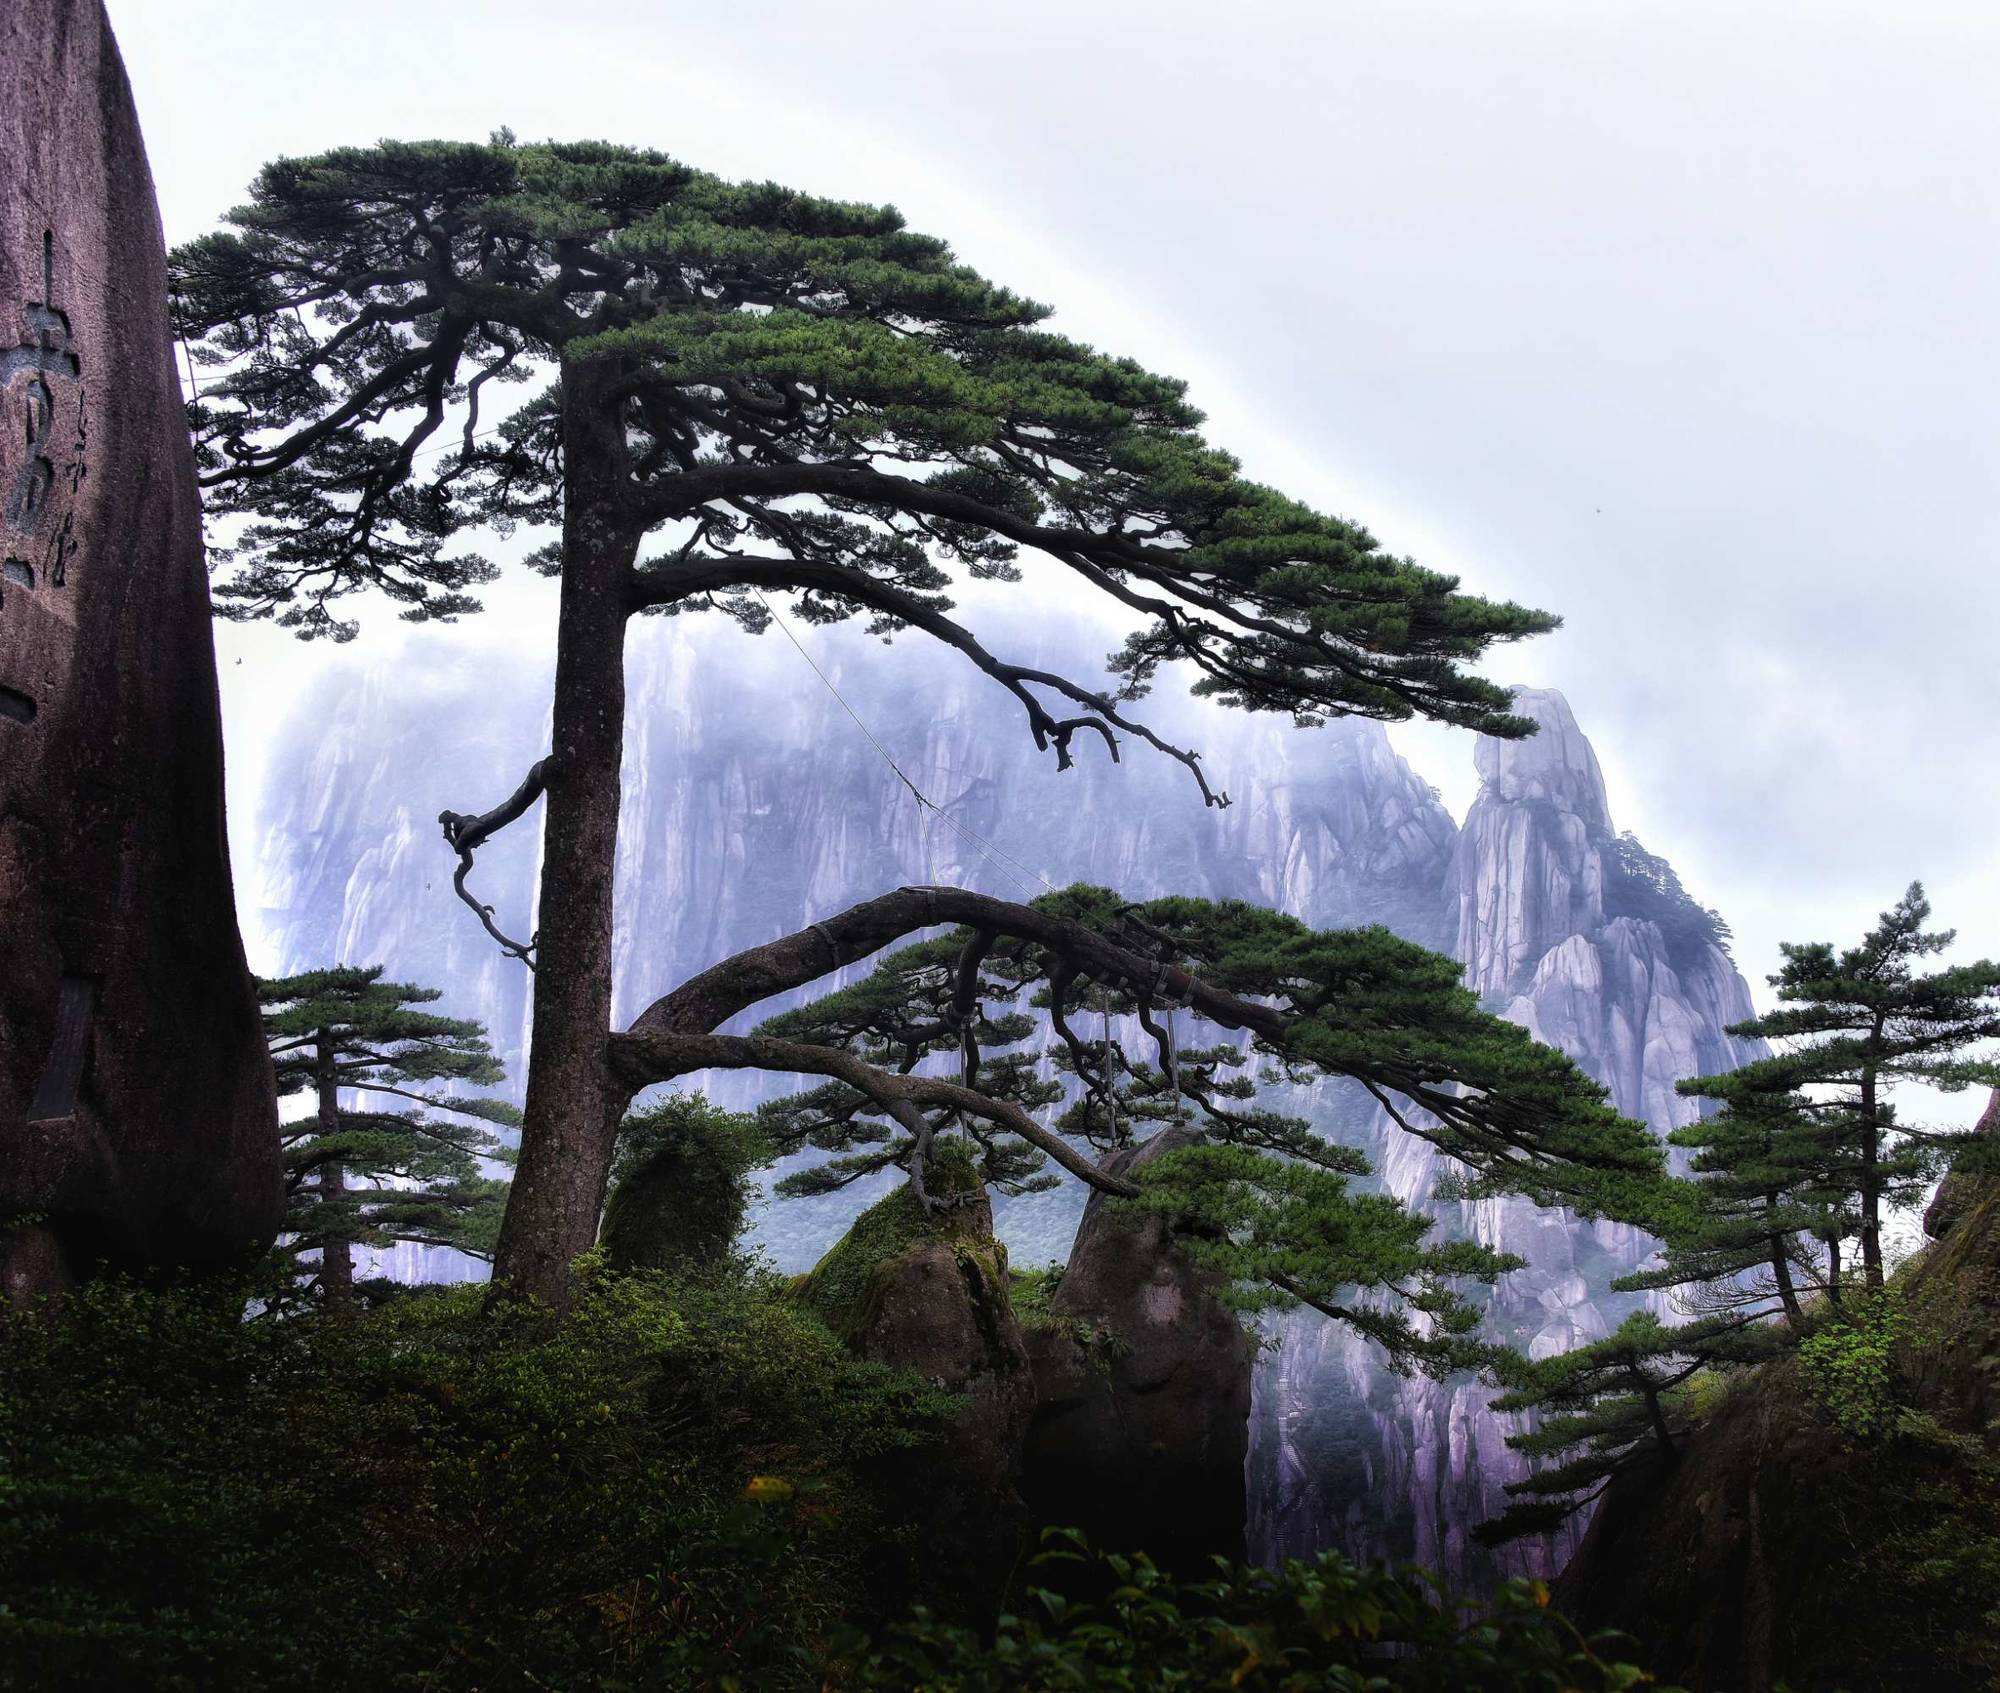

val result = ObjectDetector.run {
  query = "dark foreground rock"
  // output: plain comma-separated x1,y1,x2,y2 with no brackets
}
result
1925,1088,2000,1241
1558,1097,2000,1692
798,1163,1034,1599
1022,1127,1256,1571
0,1,279,1294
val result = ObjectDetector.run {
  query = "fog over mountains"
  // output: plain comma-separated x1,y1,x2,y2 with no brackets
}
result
251,609,1762,1582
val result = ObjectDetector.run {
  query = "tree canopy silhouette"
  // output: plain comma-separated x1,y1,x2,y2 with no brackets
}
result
176,137,1561,1303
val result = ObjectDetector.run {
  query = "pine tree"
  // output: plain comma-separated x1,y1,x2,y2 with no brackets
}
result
175,138,1563,1306
1475,1310,1782,1544
259,967,520,1306
1704,884,2000,1294
669,883,1683,1376
1616,1072,1849,1330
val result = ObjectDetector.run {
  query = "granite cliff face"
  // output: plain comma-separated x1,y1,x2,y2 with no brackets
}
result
0,0,278,1294
1247,688,1764,1582
251,616,1760,1581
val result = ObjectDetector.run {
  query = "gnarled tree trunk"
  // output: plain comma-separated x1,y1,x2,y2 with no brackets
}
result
488,362,642,1307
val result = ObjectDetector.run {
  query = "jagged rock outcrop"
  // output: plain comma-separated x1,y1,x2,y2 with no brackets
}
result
254,625,1760,1584
0,0,278,1295
798,1160,1035,1593
1926,1088,2000,1241
1557,1106,2000,1692
1022,1127,1257,1570
1249,688,1764,1583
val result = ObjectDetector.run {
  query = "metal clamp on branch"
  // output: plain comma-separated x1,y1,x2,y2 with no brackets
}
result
438,756,550,970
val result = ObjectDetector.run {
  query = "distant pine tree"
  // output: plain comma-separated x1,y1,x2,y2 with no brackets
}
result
1476,1310,1781,1544
1600,831,1733,966
1684,883,2000,1296
258,967,520,1306
1616,1074,1849,1330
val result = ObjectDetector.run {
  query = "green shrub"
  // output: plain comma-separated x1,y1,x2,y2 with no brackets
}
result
600,1093,771,1274
839,1530,1675,1690
0,1261,953,1690
1010,1263,1066,1328
0,1263,1679,1691
1798,1295,1909,1440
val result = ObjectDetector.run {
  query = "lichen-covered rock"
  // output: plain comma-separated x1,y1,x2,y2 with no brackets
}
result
1925,1089,1999,1241
0,1,279,1295
798,1156,1034,1597
1022,1127,1256,1571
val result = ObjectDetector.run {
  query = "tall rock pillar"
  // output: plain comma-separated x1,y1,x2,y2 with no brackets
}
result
0,1,280,1295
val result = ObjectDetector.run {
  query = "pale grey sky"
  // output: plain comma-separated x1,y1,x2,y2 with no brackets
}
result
113,0,2000,1133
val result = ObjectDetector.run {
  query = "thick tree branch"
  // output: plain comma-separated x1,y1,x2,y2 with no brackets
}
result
615,1028,1138,1196
631,553,1226,804
439,756,549,968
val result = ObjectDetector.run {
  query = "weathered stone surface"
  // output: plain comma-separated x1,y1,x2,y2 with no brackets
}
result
799,1171,1034,1596
1925,1088,1999,1241
1558,1151,2000,1692
0,0,279,1288
1253,686,1766,1584
1022,1127,1256,1570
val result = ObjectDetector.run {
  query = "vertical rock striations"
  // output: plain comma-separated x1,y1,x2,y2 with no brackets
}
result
0,1,278,1295
1249,688,1764,1583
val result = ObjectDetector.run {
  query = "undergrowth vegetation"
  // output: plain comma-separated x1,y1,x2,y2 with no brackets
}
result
0,1261,954,1690
0,1256,1682,1691
844,1531,1671,1691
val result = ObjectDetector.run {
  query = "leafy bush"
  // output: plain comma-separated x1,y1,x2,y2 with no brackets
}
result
840,1531,1674,1690
1010,1263,1066,1327
1798,1295,1909,1440
0,1260,953,1690
600,1092,771,1274
0,1264,1678,1690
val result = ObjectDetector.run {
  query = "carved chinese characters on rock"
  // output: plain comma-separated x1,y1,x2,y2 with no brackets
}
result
1,231,88,724
0,0,280,1296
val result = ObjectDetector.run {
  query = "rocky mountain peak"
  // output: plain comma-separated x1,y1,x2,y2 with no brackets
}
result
1451,687,1614,998
1474,687,1614,835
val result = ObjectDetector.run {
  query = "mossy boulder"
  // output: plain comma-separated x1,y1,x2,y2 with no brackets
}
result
797,1149,1035,1601
1021,1127,1256,1574
598,1095,766,1275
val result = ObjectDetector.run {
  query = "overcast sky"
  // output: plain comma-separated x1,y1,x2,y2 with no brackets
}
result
113,0,1999,1129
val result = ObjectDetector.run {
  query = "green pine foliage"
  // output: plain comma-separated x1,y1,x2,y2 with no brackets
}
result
756,883,1674,1377
1614,1074,1844,1329
1672,883,2000,1304
258,966,519,1300
1600,833,1732,968
170,135,1551,742
1476,1311,1783,1545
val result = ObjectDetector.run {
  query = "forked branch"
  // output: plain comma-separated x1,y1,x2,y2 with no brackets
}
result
438,757,550,969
